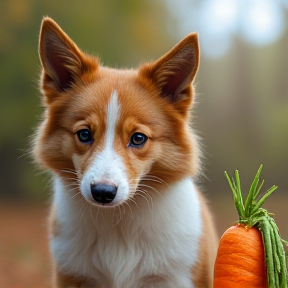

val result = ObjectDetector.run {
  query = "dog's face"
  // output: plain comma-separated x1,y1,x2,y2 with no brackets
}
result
34,17,200,207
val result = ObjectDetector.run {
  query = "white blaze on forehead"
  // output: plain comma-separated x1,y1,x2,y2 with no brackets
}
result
80,90,129,206
106,90,120,148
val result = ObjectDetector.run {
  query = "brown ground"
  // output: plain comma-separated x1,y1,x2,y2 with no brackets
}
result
0,193,287,288
0,203,51,288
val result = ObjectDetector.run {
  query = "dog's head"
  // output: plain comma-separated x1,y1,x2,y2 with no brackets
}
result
33,17,200,207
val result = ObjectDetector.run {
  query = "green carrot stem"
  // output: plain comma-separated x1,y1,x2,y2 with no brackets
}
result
271,220,288,287
254,179,265,201
244,165,262,217
251,185,278,214
235,170,245,217
259,217,276,287
224,171,245,218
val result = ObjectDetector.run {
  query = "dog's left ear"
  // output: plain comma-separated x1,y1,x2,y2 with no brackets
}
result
139,33,199,115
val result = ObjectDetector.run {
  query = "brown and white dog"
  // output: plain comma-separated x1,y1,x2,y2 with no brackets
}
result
33,17,218,288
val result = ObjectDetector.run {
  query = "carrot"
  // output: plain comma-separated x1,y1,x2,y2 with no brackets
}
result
214,225,268,288
213,165,288,288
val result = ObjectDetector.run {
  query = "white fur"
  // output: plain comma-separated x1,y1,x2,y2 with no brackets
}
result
106,90,120,149
79,90,130,206
51,177,202,288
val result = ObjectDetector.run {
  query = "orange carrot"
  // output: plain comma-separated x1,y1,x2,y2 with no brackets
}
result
213,165,288,288
214,225,267,288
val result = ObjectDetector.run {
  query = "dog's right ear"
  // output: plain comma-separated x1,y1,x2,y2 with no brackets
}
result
39,17,98,98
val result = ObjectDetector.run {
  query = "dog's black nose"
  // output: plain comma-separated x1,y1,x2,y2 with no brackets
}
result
90,183,117,204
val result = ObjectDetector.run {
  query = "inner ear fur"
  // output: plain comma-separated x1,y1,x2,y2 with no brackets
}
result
139,33,199,110
39,17,98,95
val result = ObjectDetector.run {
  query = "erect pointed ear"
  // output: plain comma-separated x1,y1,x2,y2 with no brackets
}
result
39,17,98,94
139,33,199,112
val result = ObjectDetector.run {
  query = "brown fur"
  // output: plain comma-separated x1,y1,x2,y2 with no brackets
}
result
33,17,218,288
191,190,218,287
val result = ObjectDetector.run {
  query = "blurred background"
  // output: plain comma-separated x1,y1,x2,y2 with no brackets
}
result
0,0,287,286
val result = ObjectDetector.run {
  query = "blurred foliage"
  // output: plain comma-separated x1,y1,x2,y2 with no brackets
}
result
0,0,287,201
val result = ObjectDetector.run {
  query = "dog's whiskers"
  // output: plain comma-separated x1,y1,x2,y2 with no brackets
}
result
135,189,154,211
138,183,162,198
64,183,80,188
62,177,80,183
129,197,138,208
123,200,133,215
141,178,163,184
69,191,82,200
60,169,78,175
60,169,83,181
66,186,79,192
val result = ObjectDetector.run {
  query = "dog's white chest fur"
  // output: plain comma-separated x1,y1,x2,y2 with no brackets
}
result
51,177,202,288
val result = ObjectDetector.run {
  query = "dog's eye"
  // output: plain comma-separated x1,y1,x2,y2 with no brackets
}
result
129,133,148,148
77,129,93,143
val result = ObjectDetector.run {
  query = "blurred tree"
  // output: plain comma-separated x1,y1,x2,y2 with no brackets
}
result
196,33,288,193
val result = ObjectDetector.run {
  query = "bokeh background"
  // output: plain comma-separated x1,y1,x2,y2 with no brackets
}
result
0,0,287,287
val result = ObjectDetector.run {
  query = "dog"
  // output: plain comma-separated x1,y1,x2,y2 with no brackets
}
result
33,16,218,288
